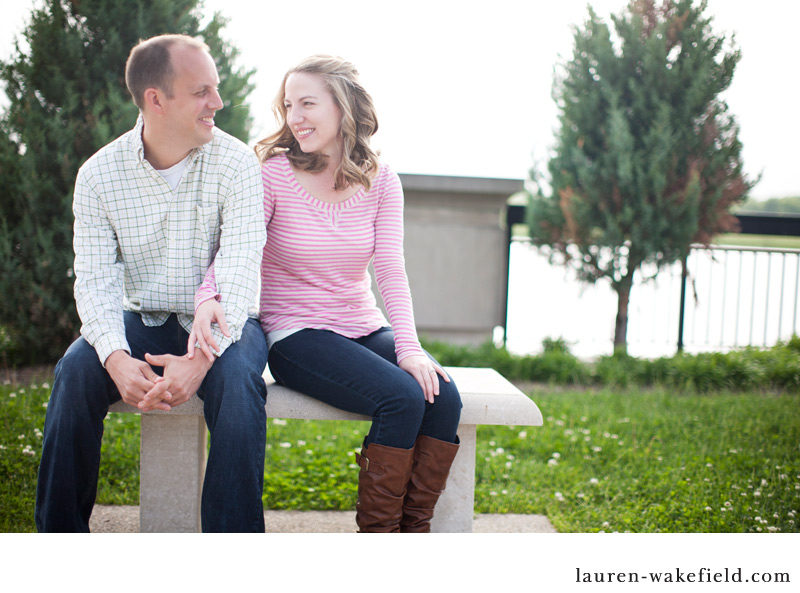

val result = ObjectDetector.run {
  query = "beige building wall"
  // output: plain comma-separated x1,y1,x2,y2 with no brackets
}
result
372,173,524,346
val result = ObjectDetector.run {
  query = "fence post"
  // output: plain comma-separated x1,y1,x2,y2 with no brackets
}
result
677,254,688,352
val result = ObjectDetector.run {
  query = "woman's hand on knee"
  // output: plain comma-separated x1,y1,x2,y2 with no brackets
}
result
188,298,230,363
398,355,450,404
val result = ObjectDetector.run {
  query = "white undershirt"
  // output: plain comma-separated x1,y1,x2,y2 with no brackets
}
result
157,155,190,191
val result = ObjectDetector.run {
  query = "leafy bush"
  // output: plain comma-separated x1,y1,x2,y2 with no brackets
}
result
422,336,800,393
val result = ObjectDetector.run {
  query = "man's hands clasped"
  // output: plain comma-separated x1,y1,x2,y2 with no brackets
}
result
106,348,213,413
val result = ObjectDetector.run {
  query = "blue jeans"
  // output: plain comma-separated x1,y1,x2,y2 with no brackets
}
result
268,327,461,449
35,312,269,532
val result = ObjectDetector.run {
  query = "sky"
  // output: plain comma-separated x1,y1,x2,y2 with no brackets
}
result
2,0,799,199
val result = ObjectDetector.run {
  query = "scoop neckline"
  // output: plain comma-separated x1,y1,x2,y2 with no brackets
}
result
280,155,367,210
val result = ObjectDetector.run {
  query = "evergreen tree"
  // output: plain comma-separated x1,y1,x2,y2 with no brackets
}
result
0,0,255,364
527,0,753,353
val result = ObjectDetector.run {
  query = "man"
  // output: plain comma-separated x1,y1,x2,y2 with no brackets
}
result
34,34,268,532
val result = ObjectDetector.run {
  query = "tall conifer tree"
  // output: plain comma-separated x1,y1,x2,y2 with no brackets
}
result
527,0,753,352
0,0,254,363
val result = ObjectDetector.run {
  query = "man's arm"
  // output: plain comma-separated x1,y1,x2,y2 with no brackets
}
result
198,150,265,356
72,169,130,365
73,167,164,407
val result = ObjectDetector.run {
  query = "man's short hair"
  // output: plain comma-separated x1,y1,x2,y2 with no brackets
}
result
125,34,210,109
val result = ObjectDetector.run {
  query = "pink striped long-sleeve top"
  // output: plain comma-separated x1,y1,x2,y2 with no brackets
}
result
195,153,424,362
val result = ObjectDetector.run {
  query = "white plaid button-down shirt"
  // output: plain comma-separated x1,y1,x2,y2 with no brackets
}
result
73,116,265,365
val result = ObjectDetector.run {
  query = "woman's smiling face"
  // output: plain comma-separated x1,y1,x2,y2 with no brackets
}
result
284,71,343,161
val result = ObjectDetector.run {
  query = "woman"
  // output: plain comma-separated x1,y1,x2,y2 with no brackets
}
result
190,55,462,533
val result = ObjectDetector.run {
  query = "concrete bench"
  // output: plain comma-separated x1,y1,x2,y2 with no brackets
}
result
107,366,542,533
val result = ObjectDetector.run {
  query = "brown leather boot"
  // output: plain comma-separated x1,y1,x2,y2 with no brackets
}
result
400,435,459,533
354,442,415,533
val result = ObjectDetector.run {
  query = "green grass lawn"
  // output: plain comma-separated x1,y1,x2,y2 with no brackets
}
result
1,377,798,533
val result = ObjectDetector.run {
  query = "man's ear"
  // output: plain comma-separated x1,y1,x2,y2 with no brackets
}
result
143,88,165,113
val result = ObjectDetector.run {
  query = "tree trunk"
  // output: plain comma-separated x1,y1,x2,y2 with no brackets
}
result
613,275,634,354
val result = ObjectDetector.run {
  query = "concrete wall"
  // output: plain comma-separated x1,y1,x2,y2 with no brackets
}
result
372,173,524,346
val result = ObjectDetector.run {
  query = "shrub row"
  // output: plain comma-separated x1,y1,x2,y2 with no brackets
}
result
421,335,800,392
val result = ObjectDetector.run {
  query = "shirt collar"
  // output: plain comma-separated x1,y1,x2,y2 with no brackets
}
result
131,114,209,168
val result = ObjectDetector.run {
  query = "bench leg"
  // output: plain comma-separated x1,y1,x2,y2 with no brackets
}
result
140,414,207,533
430,424,476,533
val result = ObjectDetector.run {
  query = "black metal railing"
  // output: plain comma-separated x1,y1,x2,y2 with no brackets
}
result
506,206,800,354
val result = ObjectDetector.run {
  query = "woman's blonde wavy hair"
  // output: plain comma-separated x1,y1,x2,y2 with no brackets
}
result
255,55,380,191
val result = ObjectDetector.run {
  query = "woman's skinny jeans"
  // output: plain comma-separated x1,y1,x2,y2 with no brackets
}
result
268,327,461,449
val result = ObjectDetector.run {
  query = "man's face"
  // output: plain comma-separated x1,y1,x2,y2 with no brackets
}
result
161,45,223,152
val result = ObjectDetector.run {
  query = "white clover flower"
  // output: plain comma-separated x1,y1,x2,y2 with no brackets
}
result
554,492,564,501
705,506,713,511
592,446,602,452
9,392,16,398
271,418,287,426
602,521,610,527
518,431,527,439
297,440,306,446
548,458,558,466
490,491,497,496
279,442,291,448
505,462,512,469
552,452,561,459
501,490,508,495
577,492,585,498
41,382,50,389
589,478,599,485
